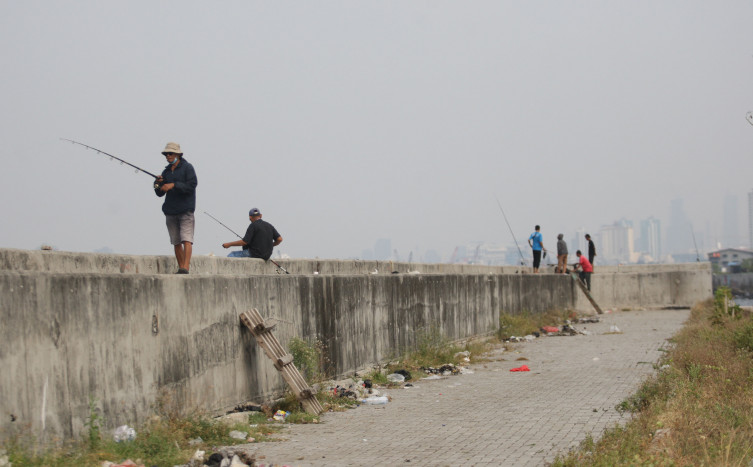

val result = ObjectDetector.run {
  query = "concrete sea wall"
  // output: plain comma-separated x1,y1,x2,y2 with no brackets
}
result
0,249,711,440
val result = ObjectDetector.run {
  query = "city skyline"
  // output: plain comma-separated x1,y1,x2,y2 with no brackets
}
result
357,192,751,265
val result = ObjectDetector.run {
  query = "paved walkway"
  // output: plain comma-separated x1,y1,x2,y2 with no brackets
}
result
248,309,689,466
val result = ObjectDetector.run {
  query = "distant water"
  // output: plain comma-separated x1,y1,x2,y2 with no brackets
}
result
734,298,753,307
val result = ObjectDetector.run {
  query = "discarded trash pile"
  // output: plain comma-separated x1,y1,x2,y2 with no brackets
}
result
103,424,258,467
185,448,255,467
323,362,473,406
327,377,393,405
421,363,461,376
505,317,600,342
102,447,255,467
576,316,601,324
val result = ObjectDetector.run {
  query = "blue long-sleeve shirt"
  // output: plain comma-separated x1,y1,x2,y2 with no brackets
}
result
154,158,197,215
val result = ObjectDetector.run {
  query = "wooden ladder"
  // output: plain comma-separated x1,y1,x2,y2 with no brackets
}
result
240,309,323,415
570,273,603,314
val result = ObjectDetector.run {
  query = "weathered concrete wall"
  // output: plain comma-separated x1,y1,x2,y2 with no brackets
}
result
0,249,712,441
0,248,522,276
584,269,712,311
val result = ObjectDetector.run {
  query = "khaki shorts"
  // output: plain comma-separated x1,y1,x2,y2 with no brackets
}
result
166,212,195,245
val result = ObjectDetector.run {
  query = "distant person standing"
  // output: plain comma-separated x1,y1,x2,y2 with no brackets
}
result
573,250,594,291
222,207,282,260
154,142,198,274
556,233,568,274
528,225,546,273
585,233,596,267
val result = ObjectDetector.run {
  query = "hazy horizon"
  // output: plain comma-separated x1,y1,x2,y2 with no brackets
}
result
1,2,752,261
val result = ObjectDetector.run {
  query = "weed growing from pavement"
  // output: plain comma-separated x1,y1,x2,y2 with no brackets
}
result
289,337,327,382
84,396,102,450
552,298,753,466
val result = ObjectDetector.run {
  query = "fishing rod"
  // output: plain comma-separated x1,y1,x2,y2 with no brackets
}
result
203,211,290,274
690,222,700,262
494,196,527,266
61,138,161,180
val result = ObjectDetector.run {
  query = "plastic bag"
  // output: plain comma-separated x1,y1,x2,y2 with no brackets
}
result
113,425,136,442
386,373,405,383
361,396,389,405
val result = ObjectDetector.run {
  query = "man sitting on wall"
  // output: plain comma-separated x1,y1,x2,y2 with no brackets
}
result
221,208,282,260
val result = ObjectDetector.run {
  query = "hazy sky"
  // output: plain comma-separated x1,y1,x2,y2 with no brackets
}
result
1,1,752,260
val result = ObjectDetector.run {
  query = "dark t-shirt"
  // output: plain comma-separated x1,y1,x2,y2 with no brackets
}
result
242,219,281,261
154,158,198,215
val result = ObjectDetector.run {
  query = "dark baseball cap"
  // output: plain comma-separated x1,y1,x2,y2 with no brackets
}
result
249,208,261,216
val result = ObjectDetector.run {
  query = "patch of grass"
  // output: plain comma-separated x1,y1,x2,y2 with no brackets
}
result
2,391,284,467
289,337,326,383
553,298,753,466
406,326,461,368
497,309,573,340
316,389,359,411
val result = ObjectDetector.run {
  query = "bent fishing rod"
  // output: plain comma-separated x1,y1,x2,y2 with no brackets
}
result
61,138,163,187
204,211,290,274
495,196,527,267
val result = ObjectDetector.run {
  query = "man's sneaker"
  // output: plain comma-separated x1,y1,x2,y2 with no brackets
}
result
176,268,189,274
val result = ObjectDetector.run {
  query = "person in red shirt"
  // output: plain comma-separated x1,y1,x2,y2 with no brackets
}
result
573,250,593,291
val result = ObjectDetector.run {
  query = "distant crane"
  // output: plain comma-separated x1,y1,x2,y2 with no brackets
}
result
473,244,481,264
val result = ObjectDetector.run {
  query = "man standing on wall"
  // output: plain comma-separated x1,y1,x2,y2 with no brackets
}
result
222,207,283,260
585,233,596,267
556,233,568,273
528,225,546,273
154,142,198,274
573,250,594,291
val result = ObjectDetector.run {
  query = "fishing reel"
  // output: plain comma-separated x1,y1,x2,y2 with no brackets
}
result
153,179,164,190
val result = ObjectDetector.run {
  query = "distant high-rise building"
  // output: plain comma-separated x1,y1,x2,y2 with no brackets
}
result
666,199,692,254
722,194,740,248
570,227,587,257
600,219,635,263
639,217,661,261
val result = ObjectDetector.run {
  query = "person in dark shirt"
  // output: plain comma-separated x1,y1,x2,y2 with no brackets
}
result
556,233,568,274
585,233,596,267
154,142,198,274
222,208,282,260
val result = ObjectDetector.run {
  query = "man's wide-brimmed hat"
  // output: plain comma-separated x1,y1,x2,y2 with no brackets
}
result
161,142,183,155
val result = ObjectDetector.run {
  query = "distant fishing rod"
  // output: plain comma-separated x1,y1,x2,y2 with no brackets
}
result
61,138,161,180
204,211,290,274
690,223,700,262
494,196,527,266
